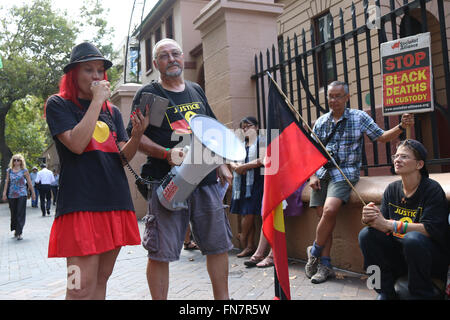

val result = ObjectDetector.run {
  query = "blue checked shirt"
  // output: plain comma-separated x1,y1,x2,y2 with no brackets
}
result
312,108,384,182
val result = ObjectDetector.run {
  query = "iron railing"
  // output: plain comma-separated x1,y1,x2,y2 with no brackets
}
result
252,0,450,175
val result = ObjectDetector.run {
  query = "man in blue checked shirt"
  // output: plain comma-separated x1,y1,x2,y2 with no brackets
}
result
305,81,414,284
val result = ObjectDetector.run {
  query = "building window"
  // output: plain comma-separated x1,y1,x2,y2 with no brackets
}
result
166,15,173,39
145,37,152,72
155,26,162,43
314,12,336,88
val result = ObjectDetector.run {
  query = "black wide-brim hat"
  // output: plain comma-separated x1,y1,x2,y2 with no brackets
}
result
63,42,113,73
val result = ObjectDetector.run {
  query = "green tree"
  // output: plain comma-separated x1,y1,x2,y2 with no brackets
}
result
0,0,76,193
6,95,49,168
0,0,118,195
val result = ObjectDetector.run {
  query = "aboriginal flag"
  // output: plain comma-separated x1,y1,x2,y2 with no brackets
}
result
262,81,328,300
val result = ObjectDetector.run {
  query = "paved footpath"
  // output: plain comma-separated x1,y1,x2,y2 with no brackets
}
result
0,201,376,300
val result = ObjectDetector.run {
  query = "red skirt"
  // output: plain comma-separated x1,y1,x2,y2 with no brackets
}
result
48,210,141,258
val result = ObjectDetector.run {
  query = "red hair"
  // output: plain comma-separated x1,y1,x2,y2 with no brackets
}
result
45,64,112,116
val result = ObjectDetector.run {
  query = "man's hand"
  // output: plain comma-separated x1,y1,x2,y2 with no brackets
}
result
309,175,321,190
167,147,186,166
400,113,414,129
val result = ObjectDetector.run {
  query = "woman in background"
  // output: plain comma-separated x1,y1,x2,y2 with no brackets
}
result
2,154,36,240
230,116,265,258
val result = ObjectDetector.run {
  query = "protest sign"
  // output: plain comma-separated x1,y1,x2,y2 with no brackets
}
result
381,32,433,116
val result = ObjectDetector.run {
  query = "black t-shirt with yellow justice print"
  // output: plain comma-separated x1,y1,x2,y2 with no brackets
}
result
128,81,217,185
380,177,449,254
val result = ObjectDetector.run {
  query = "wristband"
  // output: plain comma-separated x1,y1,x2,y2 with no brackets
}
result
398,124,406,131
403,222,408,234
163,148,170,160
398,221,404,233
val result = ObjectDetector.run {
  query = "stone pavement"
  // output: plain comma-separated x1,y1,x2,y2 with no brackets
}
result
0,201,377,300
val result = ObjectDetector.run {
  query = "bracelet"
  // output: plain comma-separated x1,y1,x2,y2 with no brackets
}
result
403,221,408,234
392,221,397,233
163,148,170,160
397,221,403,233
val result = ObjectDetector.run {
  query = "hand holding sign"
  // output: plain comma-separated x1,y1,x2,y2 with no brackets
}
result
400,113,414,138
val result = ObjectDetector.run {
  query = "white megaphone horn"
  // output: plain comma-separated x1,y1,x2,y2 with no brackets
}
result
156,114,246,211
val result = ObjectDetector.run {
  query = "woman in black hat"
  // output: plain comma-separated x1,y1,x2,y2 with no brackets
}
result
45,42,149,299
359,139,449,300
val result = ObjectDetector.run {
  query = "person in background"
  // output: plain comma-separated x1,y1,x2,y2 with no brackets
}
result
359,139,449,300
45,42,148,300
243,229,273,268
51,170,59,206
29,167,39,208
230,116,265,258
35,163,55,216
2,154,36,240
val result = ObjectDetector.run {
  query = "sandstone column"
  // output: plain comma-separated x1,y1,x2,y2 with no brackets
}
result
193,0,283,128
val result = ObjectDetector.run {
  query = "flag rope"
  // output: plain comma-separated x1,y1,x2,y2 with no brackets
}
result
266,72,367,207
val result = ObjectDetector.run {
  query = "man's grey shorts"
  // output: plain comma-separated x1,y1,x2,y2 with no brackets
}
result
142,181,233,262
309,174,359,208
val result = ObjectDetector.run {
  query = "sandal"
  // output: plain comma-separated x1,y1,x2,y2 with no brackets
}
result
183,240,199,251
237,247,256,258
244,255,264,268
256,256,274,268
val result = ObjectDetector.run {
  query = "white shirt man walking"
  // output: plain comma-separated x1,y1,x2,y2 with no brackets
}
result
35,164,55,216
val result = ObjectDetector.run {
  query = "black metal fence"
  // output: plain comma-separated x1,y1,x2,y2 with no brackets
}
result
252,0,450,175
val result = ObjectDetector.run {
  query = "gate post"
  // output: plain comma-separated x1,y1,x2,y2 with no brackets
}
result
193,0,283,127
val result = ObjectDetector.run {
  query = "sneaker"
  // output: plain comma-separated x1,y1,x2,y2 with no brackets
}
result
305,246,320,279
17,234,23,240
311,263,335,284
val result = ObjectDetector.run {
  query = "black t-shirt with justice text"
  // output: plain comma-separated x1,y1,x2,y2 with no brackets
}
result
380,177,449,255
127,81,218,185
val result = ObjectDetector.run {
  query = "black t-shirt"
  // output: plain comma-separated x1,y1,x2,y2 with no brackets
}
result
46,95,134,217
380,177,450,255
127,81,218,185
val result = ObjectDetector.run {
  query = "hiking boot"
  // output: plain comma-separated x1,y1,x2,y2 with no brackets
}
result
311,263,335,284
305,246,320,279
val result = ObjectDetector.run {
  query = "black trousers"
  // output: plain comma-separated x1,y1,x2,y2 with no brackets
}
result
38,184,52,215
8,196,27,235
359,227,449,299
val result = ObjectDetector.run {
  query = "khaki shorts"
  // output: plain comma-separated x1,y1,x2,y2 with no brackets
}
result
309,174,359,208
142,181,233,262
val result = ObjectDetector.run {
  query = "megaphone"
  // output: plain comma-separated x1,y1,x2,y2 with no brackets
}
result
157,114,246,211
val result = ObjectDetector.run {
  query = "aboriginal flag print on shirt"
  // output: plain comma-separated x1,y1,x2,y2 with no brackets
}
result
84,120,119,153
165,101,204,135
45,95,134,218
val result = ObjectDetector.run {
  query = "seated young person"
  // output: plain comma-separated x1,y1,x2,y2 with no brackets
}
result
359,139,449,300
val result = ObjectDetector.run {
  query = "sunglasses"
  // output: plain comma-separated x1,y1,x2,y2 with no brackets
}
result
13,159,22,162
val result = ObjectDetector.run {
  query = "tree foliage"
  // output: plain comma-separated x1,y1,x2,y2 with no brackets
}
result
6,95,49,167
0,0,119,195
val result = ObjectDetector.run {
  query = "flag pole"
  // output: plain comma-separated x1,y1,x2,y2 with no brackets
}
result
266,72,367,207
